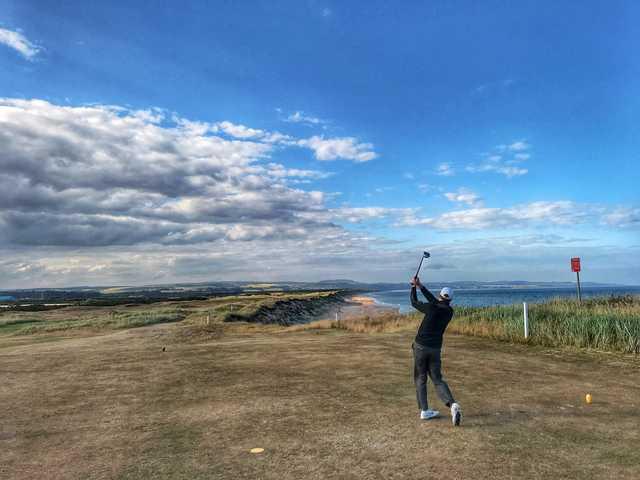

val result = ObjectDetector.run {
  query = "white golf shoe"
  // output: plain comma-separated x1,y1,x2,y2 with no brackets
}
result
420,409,440,420
451,403,461,426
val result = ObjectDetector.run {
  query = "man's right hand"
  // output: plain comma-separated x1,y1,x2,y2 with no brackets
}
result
411,276,421,287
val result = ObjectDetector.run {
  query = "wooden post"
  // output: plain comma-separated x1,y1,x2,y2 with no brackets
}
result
523,302,529,339
571,257,582,303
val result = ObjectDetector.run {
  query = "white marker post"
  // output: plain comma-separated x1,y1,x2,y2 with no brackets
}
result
523,302,529,339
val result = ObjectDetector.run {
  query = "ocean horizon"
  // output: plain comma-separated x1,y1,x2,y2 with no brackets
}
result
367,285,640,313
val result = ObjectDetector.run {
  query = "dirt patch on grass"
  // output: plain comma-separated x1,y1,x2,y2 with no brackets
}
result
0,325,638,479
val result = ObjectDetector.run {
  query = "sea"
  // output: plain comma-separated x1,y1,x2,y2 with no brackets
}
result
367,286,640,313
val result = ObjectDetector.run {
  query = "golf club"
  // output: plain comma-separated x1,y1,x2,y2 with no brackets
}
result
414,251,431,279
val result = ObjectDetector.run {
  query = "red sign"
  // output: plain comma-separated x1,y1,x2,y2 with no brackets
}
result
571,257,581,272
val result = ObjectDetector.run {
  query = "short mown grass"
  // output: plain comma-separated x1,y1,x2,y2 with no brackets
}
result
297,295,640,353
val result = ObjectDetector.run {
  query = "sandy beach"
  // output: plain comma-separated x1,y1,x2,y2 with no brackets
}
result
334,294,398,319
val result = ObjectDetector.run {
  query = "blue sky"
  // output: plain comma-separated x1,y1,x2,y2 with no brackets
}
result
0,1,638,287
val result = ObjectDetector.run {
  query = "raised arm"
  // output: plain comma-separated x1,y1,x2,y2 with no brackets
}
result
410,286,430,313
419,284,438,304
413,276,437,303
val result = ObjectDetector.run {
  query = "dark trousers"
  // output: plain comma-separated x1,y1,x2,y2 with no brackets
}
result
412,342,455,411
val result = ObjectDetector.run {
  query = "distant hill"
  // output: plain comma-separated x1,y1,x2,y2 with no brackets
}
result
0,279,630,306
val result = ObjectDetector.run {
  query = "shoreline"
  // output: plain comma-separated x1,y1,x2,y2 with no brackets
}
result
334,293,399,319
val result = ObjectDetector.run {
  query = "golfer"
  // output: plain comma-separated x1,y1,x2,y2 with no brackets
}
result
410,276,461,425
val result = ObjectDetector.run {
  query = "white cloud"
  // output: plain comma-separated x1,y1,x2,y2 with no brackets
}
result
467,163,528,178
499,166,528,177
0,98,635,288
174,118,291,143
4,231,637,288
508,141,529,152
215,120,265,139
473,78,517,95
263,163,332,181
331,207,397,223
299,135,377,162
602,208,640,228
436,163,454,176
319,207,415,224
0,98,343,248
0,98,420,288
262,131,293,143
398,201,601,230
0,27,40,59
285,110,326,126
467,141,530,178
444,188,482,207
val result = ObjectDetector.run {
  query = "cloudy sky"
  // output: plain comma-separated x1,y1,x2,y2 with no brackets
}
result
0,1,638,288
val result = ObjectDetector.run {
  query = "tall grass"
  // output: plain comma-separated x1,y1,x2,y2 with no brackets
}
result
296,296,640,353
452,296,640,353
289,311,419,334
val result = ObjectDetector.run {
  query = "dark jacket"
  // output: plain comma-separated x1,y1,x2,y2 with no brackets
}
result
411,285,453,349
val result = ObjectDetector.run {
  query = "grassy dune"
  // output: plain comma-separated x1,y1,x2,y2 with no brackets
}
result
215,290,341,324
0,308,187,335
0,291,341,336
298,296,640,353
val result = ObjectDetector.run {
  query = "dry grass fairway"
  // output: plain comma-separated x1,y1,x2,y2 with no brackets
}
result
1,320,639,479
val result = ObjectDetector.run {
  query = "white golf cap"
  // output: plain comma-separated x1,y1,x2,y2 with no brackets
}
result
439,287,453,300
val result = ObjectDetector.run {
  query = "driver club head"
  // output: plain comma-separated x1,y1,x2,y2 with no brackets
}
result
423,251,431,259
